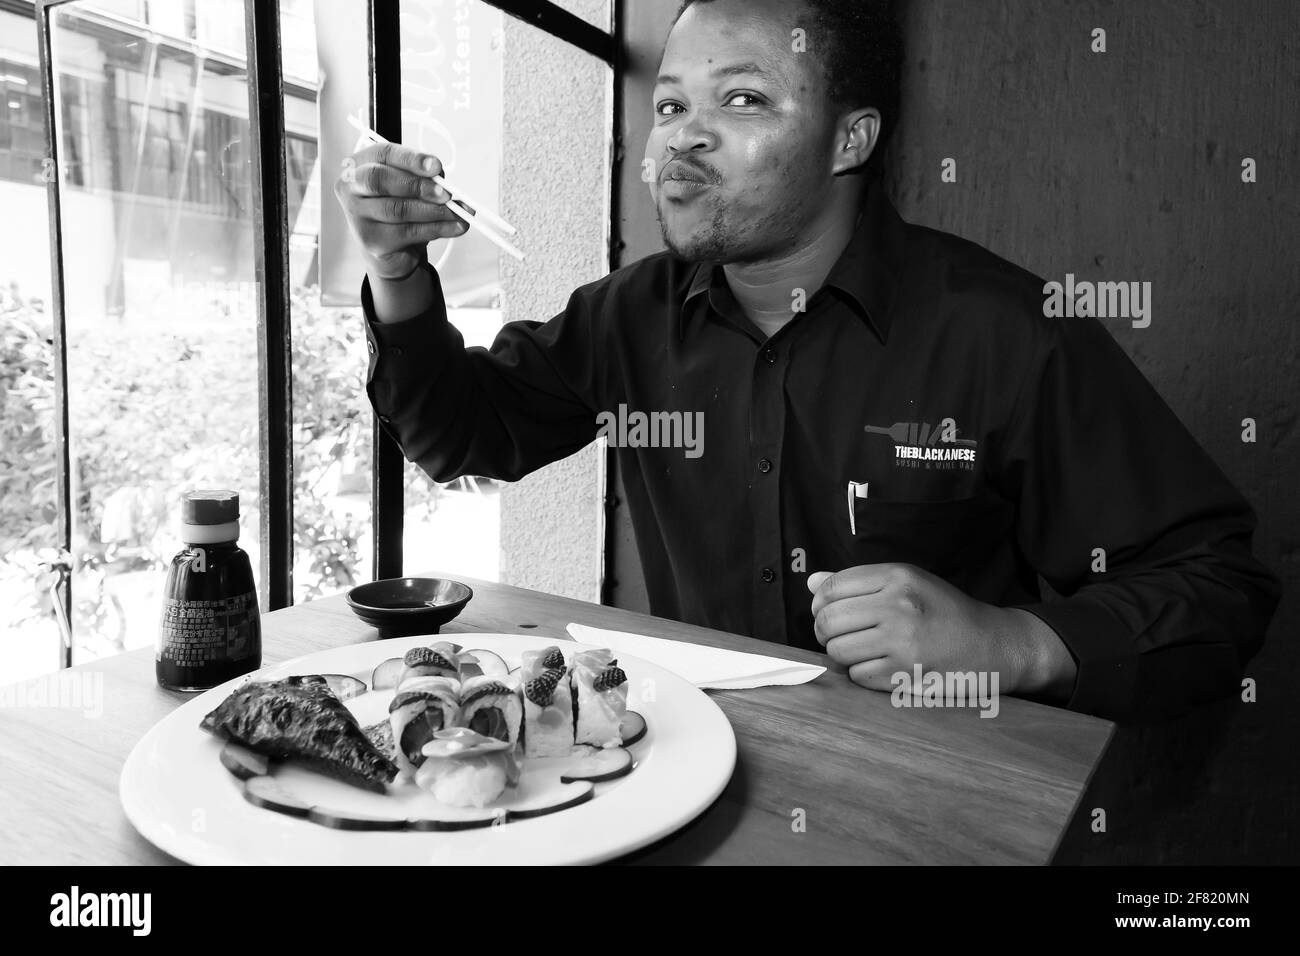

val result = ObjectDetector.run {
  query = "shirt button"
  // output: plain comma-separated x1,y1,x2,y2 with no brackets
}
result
378,415,391,425
757,457,772,473
366,340,375,355
763,348,777,365
760,567,775,583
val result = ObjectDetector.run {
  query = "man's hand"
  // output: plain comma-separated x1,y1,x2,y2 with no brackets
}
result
332,142,469,280
807,563,1077,699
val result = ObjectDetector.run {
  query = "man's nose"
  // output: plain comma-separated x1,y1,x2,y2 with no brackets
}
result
667,112,718,154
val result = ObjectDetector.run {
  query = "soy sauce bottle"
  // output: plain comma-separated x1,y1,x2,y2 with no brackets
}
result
156,490,261,691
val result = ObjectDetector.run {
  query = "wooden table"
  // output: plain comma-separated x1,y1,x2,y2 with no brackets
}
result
0,574,1113,865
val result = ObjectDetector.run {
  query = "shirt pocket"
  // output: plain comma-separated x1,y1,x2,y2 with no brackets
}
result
850,493,1010,578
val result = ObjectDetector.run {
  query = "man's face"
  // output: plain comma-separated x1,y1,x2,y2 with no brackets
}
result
647,0,838,263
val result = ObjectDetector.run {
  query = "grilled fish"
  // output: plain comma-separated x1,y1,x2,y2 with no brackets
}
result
201,675,397,792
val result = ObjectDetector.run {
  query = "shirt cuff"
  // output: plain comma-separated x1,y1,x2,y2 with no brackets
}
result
1008,597,1139,719
359,262,454,429
359,261,452,376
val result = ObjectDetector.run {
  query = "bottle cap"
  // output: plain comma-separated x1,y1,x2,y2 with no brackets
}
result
182,490,240,525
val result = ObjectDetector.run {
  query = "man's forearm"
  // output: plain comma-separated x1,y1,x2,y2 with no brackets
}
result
369,265,435,323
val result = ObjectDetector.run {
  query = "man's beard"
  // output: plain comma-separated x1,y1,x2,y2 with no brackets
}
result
656,193,800,265
657,199,734,262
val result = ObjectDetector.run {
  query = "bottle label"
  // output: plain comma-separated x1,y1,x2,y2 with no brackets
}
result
158,592,257,667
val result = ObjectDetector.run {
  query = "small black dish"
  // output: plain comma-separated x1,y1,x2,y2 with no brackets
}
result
345,577,474,639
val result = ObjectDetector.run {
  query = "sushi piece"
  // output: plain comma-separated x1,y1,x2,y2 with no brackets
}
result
200,675,397,793
397,645,459,687
394,675,460,725
458,675,523,747
389,690,449,777
520,646,574,758
387,675,459,777
416,728,521,808
571,650,629,749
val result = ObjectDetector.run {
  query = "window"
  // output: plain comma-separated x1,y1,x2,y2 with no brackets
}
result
0,59,49,186
1,0,616,679
47,0,265,665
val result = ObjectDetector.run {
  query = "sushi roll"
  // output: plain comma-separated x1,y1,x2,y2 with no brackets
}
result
397,645,459,688
397,674,461,718
571,649,628,749
388,692,443,777
458,675,523,747
416,728,520,808
520,646,574,758
387,675,460,777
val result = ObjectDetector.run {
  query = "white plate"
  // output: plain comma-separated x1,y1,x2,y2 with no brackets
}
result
120,634,736,865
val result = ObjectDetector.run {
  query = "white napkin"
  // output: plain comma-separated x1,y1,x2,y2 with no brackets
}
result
565,623,826,690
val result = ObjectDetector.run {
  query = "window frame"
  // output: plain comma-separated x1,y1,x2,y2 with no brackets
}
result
33,0,623,667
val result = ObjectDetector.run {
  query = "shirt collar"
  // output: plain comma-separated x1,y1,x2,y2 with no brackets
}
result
678,171,906,344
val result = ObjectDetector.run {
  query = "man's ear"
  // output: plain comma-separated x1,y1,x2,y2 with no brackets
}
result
833,108,882,175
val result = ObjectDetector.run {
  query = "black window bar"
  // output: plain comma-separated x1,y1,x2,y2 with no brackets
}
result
33,0,622,669
34,0,72,669
369,0,405,583
245,0,294,611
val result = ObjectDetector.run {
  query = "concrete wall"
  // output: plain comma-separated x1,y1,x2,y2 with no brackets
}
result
612,0,1299,862
496,1,611,604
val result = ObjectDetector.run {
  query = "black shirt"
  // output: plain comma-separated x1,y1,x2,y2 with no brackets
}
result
361,174,1280,722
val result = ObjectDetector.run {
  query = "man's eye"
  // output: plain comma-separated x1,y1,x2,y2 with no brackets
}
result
655,101,684,116
727,93,763,107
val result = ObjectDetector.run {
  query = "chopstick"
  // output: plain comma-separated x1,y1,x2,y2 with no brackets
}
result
346,114,524,262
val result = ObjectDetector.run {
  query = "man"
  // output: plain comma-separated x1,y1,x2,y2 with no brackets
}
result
334,0,1280,722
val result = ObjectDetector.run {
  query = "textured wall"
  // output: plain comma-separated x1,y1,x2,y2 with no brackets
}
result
612,0,1299,861
497,2,611,604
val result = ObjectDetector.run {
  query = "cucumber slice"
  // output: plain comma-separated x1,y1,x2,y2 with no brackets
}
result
307,807,407,831
371,657,405,690
620,710,647,747
243,776,311,817
559,747,634,784
407,810,504,831
219,741,269,780
463,649,510,678
508,781,595,819
320,673,367,701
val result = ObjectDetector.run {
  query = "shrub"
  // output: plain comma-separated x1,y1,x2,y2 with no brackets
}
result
0,278,442,648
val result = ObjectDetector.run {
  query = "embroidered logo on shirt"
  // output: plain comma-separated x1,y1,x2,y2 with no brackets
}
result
865,420,978,471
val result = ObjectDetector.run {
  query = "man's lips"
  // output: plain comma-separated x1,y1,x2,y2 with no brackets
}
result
660,161,714,185
661,177,712,200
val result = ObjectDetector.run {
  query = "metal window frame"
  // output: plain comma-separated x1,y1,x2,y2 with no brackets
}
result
244,0,294,611
36,0,295,667
481,0,615,64
368,0,622,585
32,0,623,667
368,0,405,582
34,0,72,668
